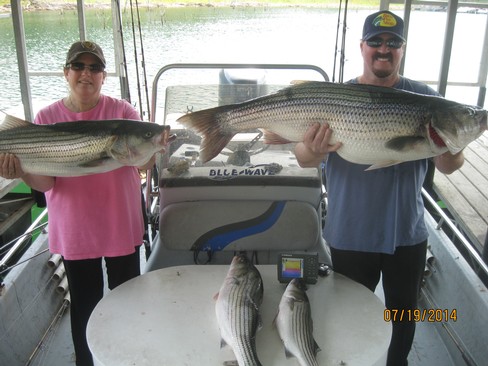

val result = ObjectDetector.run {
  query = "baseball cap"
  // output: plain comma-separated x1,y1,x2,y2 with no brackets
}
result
65,41,106,67
362,10,405,41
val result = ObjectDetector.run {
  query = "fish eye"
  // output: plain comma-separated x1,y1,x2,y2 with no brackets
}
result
144,131,154,138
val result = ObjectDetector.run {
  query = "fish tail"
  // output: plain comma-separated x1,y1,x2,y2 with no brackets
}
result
177,108,236,162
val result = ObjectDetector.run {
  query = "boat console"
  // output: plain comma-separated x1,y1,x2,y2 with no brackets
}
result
145,79,328,271
146,163,325,270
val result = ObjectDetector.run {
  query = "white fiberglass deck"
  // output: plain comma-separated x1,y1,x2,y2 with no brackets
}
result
86,265,390,366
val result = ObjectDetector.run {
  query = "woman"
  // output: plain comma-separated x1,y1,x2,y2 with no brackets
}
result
0,41,160,365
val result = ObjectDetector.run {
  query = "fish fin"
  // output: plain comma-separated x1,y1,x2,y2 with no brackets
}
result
314,340,321,354
385,136,426,152
0,114,32,131
284,347,294,359
365,161,402,170
290,80,312,85
220,338,228,349
272,312,278,327
263,129,292,144
106,136,125,160
213,292,219,301
257,313,263,332
223,361,239,366
78,156,113,168
177,108,235,163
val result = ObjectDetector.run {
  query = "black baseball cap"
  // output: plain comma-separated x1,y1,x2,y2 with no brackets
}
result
362,10,405,41
65,41,106,67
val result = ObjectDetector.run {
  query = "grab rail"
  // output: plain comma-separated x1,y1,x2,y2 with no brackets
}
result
421,187,488,279
149,63,330,123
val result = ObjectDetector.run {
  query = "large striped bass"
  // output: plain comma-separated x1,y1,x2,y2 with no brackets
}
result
177,81,487,168
276,278,320,366
0,113,170,177
215,254,264,366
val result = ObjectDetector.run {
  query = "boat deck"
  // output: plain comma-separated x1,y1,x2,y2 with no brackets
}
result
432,131,488,256
32,269,457,366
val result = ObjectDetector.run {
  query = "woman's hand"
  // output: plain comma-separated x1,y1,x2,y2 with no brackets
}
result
0,153,24,179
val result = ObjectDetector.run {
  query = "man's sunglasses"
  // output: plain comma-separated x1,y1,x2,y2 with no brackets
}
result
365,37,404,49
66,62,105,73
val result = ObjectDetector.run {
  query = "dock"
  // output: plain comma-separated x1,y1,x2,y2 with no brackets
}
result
433,131,488,258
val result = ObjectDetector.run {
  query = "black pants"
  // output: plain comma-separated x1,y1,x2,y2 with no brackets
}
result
63,249,141,366
330,241,427,366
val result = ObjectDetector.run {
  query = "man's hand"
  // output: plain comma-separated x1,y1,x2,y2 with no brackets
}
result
295,123,342,167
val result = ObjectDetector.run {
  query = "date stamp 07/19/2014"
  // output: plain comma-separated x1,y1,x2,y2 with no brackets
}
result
384,308,458,322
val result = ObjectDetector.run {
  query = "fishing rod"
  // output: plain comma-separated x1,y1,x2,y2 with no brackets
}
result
127,0,157,230
332,0,349,83
114,0,131,103
134,0,151,122
332,0,342,82
127,0,152,121
339,0,349,83
129,0,144,119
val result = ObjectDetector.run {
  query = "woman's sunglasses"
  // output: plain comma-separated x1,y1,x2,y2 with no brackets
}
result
66,62,105,73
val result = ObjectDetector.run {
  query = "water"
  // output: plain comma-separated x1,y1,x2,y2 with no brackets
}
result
0,5,486,119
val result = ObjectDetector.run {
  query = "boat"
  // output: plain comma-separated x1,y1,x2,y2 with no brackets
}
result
1,1,487,365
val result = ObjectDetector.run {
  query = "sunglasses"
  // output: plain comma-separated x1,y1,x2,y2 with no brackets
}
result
365,37,404,49
66,62,105,73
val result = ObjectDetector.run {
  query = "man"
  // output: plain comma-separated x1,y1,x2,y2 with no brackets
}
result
295,10,464,366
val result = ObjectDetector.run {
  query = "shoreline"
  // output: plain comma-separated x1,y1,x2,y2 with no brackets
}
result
0,2,375,14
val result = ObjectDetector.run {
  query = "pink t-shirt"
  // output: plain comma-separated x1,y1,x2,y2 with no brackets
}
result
34,95,145,260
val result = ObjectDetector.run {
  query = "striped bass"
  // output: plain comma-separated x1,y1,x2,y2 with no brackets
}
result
177,81,487,168
276,279,320,366
215,254,264,366
0,113,170,176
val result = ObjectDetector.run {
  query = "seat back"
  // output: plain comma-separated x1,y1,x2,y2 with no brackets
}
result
145,165,327,271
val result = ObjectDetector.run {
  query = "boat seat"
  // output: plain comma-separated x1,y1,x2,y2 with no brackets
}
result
144,165,329,271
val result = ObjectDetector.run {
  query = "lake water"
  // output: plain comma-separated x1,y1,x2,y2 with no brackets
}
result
0,5,486,119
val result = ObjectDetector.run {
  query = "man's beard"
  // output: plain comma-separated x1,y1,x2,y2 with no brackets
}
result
373,69,394,78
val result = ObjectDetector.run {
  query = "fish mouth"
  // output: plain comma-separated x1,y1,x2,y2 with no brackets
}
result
428,125,447,148
430,105,486,154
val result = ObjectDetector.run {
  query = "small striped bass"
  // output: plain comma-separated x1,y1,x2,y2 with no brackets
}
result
0,113,170,176
177,81,487,168
215,254,264,366
276,279,320,366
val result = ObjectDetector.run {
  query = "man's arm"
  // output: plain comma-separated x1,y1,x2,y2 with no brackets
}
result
433,151,464,175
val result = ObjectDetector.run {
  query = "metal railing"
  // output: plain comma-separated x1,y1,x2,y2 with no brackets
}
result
0,209,48,275
421,187,488,279
149,63,330,124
